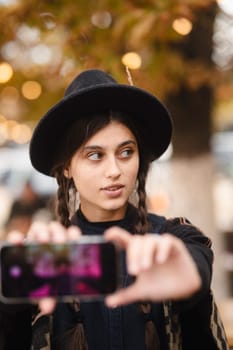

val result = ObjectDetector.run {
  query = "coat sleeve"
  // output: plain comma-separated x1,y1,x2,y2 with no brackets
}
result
162,218,229,350
163,217,213,308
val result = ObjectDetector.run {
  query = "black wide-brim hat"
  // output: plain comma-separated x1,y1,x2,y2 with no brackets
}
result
30,69,173,176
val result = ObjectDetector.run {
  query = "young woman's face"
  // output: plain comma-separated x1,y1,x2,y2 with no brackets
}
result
66,120,139,221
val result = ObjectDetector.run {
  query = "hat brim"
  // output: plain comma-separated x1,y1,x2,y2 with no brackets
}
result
29,84,173,176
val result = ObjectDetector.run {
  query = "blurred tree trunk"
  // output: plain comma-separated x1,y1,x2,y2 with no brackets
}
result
164,4,228,299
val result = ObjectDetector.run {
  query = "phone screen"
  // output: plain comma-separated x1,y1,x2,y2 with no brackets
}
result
0,238,119,302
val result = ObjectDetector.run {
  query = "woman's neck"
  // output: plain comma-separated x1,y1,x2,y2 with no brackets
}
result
79,204,128,223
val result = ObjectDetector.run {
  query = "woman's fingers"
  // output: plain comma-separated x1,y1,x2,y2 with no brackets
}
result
7,230,25,243
67,225,82,240
105,228,145,275
105,228,166,274
134,234,162,271
27,221,67,242
27,221,51,242
27,221,81,243
104,227,131,249
105,284,140,307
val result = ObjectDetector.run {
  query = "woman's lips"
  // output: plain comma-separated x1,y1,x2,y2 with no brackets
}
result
102,184,124,197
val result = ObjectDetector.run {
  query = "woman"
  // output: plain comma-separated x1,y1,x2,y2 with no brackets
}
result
2,69,229,349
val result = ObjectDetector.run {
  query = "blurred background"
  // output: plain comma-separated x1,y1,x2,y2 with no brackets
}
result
0,0,233,345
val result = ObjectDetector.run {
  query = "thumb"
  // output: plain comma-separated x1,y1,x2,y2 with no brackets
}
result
38,298,56,314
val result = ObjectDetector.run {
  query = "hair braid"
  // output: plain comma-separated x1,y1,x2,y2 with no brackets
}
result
55,170,72,227
135,169,150,234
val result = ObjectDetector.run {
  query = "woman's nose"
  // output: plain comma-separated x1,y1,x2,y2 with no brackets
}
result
105,156,121,178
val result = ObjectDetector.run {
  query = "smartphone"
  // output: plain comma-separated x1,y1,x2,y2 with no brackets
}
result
0,236,120,303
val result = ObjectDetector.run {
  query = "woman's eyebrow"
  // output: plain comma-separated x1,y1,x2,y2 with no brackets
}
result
83,140,137,151
82,145,102,151
119,140,137,147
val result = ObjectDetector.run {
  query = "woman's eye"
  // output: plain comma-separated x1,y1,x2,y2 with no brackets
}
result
120,149,133,158
88,152,102,160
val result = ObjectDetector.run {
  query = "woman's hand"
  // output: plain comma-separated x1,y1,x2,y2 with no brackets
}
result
104,227,201,307
7,221,81,314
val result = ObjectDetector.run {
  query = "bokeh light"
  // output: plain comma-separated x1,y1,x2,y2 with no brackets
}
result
217,0,233,16
172,17,193,36
16,24,40,46
121,52,142,70
30,44,52,65
1,41,20,60
0,116,32,144
91,11,112,29
11,123,32,144
0,62,13,83
21,81,42,100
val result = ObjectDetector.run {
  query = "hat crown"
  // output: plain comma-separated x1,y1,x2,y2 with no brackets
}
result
65,69,117,97
30,68,172,176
